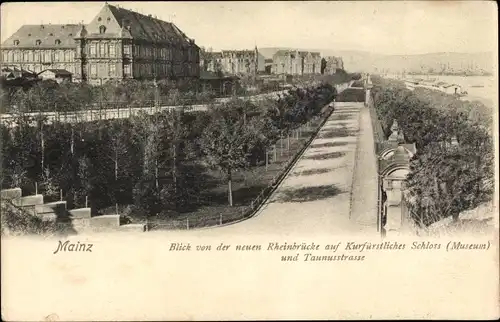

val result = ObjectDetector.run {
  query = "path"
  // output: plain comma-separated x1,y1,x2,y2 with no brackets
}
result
349,107,379,228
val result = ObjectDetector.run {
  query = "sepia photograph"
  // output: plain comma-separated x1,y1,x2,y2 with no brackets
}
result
1,1,498,320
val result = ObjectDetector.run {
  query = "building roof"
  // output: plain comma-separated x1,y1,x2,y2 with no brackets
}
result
221,49,256,56
200,70,239,80
201,51,222,60
1,4,199,49
1,24,81,49
39,69,72,76
105,4,196,46
1,65,38,79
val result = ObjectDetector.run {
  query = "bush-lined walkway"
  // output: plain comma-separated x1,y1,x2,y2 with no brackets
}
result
157,102,379,237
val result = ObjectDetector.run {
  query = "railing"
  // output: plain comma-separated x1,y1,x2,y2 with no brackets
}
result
1,90,287,126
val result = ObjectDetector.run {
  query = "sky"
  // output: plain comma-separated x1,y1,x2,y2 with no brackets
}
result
1,1,497,55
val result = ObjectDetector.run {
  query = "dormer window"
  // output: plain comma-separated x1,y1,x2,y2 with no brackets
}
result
55,39,61,45
13,40,20,46
98,17,102,21
99,25,106,34
107,17,111,21
28,33,31,36
49,33,53,36
35,40,42,45
68,33,73,36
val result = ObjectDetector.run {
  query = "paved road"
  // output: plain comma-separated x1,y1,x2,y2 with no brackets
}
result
152,102,379,238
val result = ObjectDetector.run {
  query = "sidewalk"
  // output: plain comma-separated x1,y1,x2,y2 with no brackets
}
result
349,107,379,229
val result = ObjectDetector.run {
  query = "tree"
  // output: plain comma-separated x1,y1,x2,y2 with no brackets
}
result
199,101,260,206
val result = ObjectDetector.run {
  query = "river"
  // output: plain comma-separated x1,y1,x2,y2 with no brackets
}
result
385,74,497,108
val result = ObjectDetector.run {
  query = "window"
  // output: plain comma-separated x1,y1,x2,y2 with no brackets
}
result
99,43,106,56
124,64,131,76
65,51,70,61
23,52,29,61
69,33,73,36
55,39,61,45
54,52,59,61
44,52,50,62
107,17,111,21
13,40,19,46
109,64,116,76
36,39,41,45
98,17,102,21
99,25,106,34
109,44,115,57
49,33,53,36
124,45,130,55
34,51,40,61
90,64,97,76
90,44,96,56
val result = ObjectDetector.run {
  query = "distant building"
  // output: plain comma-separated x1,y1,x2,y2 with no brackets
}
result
199,70,239,96
1,3,200,84
38,69,72,83
271,50,321,75
201,47,265,75
323,56,344,73
200,51,223,73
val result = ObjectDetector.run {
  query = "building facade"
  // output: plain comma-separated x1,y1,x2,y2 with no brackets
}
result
1,3,200,84
200,51,223,73
200,48,265,75
271,50,322,75
323,56,344,73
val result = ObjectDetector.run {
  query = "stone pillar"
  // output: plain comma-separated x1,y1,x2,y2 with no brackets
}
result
382,178,404,233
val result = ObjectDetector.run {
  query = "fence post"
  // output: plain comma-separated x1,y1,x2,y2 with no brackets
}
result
186,218,189,230
219,213,222,225
85,196,88,208
60,189,63,201
35,182,38,195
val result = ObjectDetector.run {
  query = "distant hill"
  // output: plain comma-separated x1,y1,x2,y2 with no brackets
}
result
258,47,494,75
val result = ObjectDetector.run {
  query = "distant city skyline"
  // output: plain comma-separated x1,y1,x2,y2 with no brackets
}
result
1,1,497,55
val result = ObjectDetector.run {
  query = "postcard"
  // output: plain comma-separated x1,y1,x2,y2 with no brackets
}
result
1,1,498,320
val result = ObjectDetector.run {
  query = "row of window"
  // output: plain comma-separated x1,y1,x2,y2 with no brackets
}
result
89,43,118,57
89,63,119,77
12,39,63,46
132,45,198,61
2,50,75,63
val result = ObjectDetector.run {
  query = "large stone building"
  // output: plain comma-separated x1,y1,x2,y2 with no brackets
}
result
1,3,200,84
271,50,321,75
200,48,265,75
323,56,344,73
